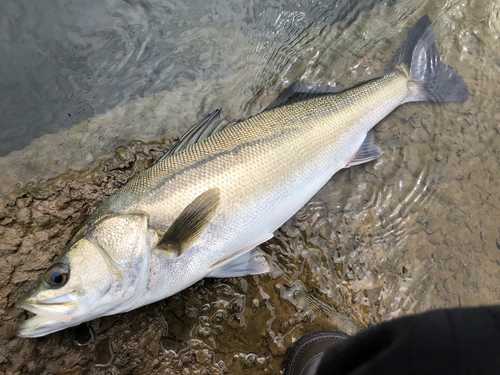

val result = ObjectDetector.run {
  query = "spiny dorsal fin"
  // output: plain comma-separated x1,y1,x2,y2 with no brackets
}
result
264,80,341,111
155,110,237,164
157,188,221,255
344,130,382,168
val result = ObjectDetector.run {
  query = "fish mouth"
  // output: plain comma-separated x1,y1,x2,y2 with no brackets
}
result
15,293,78,338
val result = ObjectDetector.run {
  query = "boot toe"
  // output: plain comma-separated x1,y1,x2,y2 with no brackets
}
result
284,330,349,375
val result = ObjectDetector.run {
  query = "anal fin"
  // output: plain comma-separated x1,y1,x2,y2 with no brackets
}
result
344,130,382,168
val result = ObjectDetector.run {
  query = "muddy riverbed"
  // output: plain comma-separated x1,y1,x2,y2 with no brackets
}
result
1,0,500,374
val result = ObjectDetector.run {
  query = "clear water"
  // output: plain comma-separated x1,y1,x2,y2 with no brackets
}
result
1,0,499,373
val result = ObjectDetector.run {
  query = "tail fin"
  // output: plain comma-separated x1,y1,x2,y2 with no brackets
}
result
394,15,469,102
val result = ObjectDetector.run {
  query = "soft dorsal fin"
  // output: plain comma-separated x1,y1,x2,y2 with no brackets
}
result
157,188,221,255
264,80,341,111
344,130,382,168
155,110,237,164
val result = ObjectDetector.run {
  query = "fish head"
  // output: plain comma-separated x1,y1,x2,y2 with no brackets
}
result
15,213,150,338
15,238,121,337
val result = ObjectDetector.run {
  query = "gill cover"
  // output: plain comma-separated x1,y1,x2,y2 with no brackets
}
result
85,212,151,314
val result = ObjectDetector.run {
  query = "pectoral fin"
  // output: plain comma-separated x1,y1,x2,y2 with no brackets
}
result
157,188,221,255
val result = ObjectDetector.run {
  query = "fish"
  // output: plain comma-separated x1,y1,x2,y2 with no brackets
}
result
15,15,468,338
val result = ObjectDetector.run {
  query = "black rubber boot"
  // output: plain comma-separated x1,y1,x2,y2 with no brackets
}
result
284,330,349,375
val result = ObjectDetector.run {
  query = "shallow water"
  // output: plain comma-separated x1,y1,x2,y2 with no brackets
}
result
1,0,500,373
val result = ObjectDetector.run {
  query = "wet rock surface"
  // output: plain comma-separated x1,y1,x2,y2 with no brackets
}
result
0,138,333,374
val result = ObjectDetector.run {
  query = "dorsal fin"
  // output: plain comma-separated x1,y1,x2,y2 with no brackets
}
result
155,81,340,164
264,80,342,111
155,109,237,164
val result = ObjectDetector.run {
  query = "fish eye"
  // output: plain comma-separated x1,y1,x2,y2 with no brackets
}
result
44,263,69,287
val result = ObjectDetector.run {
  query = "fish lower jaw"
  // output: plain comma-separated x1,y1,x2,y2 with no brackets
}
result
15,315,58,338
15,299,76,323
15,299,80,337
15,309,93,338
